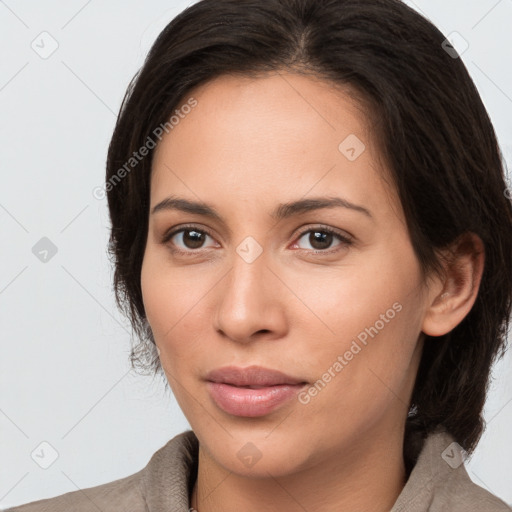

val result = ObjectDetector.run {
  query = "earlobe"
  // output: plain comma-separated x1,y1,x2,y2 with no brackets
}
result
421,232,485,337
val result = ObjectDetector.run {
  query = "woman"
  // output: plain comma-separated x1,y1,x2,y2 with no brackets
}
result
8,0,512,510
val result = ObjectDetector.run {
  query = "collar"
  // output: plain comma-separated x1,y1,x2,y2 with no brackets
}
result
140,427,505,511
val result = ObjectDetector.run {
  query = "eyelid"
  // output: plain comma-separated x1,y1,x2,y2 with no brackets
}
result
295,224,353,242
292,224,354,253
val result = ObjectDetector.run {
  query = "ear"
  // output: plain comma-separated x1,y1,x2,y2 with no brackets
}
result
421,232,485,337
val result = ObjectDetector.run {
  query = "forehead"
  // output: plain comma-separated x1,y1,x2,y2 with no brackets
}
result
171,71,372,145
150,71,399,225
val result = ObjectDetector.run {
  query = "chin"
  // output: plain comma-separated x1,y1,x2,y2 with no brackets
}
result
195,424,316,478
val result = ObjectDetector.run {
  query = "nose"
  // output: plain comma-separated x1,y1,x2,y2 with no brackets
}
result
213,248,288,344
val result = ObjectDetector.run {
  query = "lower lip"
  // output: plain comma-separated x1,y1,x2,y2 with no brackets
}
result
206,382,306,417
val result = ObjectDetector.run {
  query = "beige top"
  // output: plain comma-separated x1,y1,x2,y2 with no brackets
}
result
6,428,511,511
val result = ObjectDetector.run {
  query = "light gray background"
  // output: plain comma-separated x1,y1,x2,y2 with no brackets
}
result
1,0,511,509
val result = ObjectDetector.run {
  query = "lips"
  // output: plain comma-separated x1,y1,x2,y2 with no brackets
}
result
205,365,307,387
205,365,308,417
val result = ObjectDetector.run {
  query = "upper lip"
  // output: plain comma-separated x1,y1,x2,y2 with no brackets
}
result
205,365,307,387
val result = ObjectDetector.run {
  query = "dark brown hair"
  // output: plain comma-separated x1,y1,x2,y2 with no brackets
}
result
105,0,512,465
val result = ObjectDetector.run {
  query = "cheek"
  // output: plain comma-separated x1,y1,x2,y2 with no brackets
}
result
140,253,168,337
296,306,420,438
140,250,184,358
140,250,212,359
293,258,414,348
297,248,424,407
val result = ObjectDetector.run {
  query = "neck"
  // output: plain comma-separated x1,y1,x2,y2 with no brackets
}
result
190,424,408,512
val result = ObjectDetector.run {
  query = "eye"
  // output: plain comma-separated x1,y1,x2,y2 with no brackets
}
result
161,224,353,256
162,224,217,255
292,226,353,253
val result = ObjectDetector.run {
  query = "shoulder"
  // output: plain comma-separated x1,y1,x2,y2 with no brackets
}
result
3,469,145,512
4,430,198,512
393,427,511,512
430,461,511,511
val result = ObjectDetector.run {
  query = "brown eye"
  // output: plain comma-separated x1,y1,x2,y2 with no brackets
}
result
178,228,208,249
162,225,217,254
305,230,335,250
294,227,353,253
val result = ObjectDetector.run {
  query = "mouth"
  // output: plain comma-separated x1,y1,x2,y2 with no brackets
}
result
205,365,307,387
229,384,282,389
205,365,308,417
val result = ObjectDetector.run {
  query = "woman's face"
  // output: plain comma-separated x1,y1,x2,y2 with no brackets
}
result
141,72,434,477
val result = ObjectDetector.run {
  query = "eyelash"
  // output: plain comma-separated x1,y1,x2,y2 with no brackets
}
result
161,223,353,257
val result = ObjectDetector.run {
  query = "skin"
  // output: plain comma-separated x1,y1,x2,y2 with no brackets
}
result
140,71,484,512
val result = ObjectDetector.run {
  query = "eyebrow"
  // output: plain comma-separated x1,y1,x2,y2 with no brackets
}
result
151,195,373,222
